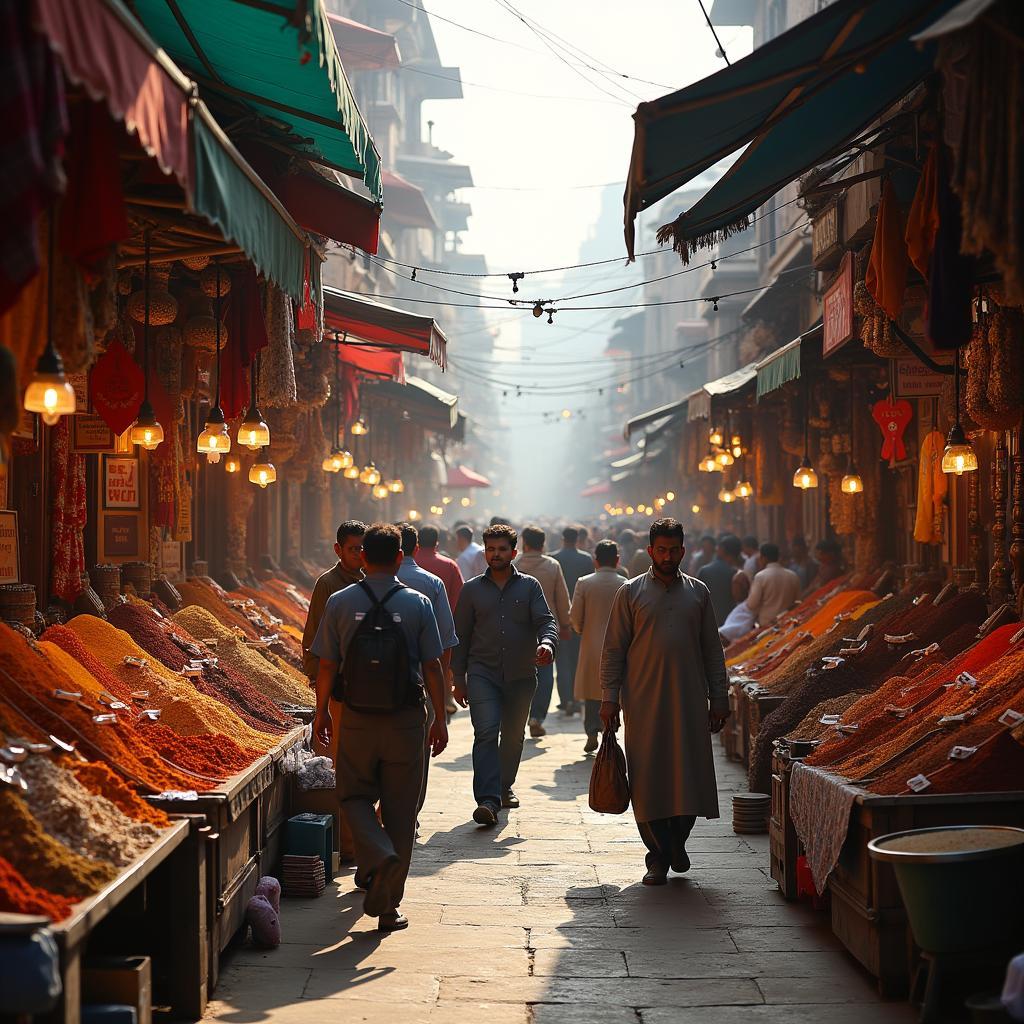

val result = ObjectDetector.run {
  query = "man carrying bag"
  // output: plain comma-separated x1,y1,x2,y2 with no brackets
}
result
312,524,448,932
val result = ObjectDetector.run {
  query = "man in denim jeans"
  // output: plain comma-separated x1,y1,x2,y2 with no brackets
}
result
452,524,558,826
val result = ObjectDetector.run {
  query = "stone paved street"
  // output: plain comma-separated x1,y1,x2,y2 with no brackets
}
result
204,710,916,1023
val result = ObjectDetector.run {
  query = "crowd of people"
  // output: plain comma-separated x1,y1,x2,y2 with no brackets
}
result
300,512,843,932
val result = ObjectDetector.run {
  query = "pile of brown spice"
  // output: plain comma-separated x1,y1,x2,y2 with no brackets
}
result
0,855,76,921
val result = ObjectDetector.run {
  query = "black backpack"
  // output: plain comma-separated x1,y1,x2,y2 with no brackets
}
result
335,582,416,713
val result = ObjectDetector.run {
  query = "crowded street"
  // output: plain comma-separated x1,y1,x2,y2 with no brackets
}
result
203,709,914,1023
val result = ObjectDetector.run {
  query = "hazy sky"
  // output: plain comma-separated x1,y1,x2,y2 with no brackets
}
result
421,1,752,271
415,2,753,516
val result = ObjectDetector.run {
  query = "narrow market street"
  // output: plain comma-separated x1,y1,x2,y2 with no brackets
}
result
204,712,915,1024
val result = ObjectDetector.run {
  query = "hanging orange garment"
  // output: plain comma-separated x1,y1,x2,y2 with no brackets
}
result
905,146,940,279
914,429,948,544
865,180,909,320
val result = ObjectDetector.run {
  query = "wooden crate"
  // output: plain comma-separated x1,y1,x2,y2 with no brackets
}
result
747,690,786,748
728,684,748,765
828,790,1024,997
44,818,207,1024
769,748,801,901
147,726,303,991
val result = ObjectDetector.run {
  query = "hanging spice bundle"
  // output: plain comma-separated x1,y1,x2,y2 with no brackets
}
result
259,283,296,408
964,305,1024,430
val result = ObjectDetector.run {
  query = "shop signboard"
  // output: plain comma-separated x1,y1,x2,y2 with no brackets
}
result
68,373,90,413
895,358,951,398
812,198,843,268
73,414,117,453
0,510,19,583
822,252,853,358
161,540,182,576
104,457,140,509
103,514,140,559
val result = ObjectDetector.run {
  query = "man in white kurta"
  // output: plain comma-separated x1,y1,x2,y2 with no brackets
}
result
600,518,729,886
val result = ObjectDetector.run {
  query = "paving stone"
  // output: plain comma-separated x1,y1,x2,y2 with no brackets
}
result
201,705,908,1023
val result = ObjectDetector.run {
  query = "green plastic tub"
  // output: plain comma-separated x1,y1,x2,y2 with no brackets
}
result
868,826,1024,954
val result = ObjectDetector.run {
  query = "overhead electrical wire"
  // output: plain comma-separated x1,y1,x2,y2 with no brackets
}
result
696,0,731,65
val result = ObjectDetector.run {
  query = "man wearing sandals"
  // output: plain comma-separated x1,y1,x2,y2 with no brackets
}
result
600,518,730,886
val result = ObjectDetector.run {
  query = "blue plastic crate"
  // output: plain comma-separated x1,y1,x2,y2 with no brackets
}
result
284,813,333,869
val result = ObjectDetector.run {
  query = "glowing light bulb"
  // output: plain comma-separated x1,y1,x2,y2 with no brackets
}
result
941,425,978,476
249,461,276,488
691,504,700,515
373,483,389,499
225,454,241,473
716,448,734,467
793,457,818,489
709,427,724,447
408,510,421,521
561,408,571,419
350,417,369,436
460,497,471,508
718,487,735,504
666,491,675,501
130,400,164,451
734,480,753,499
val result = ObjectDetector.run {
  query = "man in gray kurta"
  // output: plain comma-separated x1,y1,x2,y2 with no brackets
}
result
600,518,730,886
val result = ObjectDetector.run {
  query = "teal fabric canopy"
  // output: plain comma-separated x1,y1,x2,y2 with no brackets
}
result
129,0,381,202
756,338,801,400
624,0,957,258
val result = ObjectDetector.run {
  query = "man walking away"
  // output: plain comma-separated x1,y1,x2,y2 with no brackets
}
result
551,526,594,717
689,534,716,576
600,519,729,885
788,535,819,592
455,525,487,581
570,540,627,753
397,523,459,806
741,536,760,581
452,524,558,825
515,526,571,737
746,543,802,627
698,534,744,624
413,523,464,615
311,524,448,931
302,520,366,681
627,542,652,578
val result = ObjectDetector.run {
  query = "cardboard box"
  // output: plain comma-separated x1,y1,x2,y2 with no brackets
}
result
82,956,151,1024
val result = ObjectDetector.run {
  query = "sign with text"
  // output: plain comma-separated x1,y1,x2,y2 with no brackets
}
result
0,511,19,583
160,540,182,576
104,457,140,509
73,414,117,453
822,252,854,358
68,373,89,413
895,358,952,398
103,514,140,558
812,198,842,268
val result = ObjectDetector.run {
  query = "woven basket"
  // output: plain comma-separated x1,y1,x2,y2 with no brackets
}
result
0,584,37,627
184,296,227,351
121,561,153,598
181,254,210,271
127,268,178,326
200,265,232,298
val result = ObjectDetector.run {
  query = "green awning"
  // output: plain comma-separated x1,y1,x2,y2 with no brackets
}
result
128,0,382,202
755,323,822,400
756,338,801,399
192,115,306,299
624,0,956,259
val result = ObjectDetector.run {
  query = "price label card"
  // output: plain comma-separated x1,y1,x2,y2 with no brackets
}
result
998,708,1024,726
907,774,932,792
948,745,977,760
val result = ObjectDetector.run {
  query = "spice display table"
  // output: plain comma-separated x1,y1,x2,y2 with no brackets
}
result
828,789,1024,996
44,817,206,1024
147,725,304,991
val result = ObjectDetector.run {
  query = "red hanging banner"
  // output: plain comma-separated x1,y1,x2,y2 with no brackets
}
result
872,396,913,462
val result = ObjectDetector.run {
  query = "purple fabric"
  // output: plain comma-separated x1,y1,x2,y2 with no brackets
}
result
255,875,281,914
245,894,281,948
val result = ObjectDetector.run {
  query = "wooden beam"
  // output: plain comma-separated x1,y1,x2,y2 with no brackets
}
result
118,244,243,268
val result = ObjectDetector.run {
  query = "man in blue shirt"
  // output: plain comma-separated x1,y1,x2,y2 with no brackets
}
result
452,523,559,826
397,522,458,812
312,524,447,932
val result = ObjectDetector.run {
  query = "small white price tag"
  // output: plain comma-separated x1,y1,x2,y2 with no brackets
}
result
998,708,1024,727
948,745,977,760
818,714,842,726
907,774,931,792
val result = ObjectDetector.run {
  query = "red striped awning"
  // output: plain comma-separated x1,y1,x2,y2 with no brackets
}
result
324,287,447,368
328,13,401,71
382,170,437,230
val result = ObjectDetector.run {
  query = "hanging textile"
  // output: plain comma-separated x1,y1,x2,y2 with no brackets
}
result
865,180,909,320
905,144,939,279
926,145,974,351
913,429,947,544
58,99,129,275
90,338,144,434
938,7,1024,306
49,418,85,602
0,1,67,314
222,267,268,420
259,282,296,408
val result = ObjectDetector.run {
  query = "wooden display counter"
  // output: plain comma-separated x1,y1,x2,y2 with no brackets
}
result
828,789,1024,996
147,725,303,991
44,816,207,1024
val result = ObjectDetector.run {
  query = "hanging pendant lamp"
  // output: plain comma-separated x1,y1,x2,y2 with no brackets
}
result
841,371,864,494
130,232,164,450
238,350,270,450
323,335,349,472
793,378,818,489
25,213,77,426
942,349,978,475
197,259,231,464
249,460,277,488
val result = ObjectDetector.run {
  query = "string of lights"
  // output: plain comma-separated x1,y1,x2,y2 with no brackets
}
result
349,194,807,281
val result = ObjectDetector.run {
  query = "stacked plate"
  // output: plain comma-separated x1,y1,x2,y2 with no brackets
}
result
733,792,771,835
282,854,326,898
